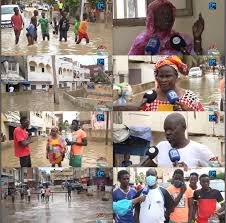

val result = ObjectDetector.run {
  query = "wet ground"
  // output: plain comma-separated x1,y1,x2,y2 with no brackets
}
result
178,72,222,110
1,137,113,168
0,190,113,223
2,91,83,112
1,9,112,56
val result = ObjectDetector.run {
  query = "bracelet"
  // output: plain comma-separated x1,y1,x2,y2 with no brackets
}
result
194,39,201,43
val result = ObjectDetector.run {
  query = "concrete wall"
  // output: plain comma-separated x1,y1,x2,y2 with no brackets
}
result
113,0,225,54
113,56,129,83
129,62,155,84
121,112,224,136
63,92,113,111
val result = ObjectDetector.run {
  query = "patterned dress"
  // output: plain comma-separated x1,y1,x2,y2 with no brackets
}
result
141,90,204,111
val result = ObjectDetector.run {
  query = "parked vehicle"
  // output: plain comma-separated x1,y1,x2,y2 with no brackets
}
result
1,5,23,28
42,4,50,11
188,67,203,77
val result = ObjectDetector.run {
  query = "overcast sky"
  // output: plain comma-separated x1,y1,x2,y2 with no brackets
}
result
56,55,109,70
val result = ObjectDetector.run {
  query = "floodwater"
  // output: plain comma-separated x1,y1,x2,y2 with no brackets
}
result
1,137,113,168
178,72,221,110
0,191,113,223
1,10,112,56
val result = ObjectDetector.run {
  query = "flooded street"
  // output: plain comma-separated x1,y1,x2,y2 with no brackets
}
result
1,137,113,168
2,91,83,112
1,10,112,56
178,72,221,110
1,191,112,223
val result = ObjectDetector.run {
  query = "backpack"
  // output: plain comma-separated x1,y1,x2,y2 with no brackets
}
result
61,19,69,31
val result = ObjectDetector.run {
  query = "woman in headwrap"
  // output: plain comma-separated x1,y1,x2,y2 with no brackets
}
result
129,0,204,55
46,127,66,167
141,56,204,111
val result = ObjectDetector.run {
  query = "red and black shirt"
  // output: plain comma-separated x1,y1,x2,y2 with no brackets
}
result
193,188,224,223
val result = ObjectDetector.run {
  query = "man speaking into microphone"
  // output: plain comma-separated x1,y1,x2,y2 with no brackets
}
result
151,113,220,168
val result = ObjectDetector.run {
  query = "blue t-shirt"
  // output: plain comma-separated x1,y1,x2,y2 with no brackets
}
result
112,187,137,223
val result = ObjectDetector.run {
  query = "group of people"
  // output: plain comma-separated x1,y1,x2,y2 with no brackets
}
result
113,169,225,223
6,186,31,204
13,117,87,168
11,3,90,46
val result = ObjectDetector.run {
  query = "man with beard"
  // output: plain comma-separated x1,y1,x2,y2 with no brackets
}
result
150,113,217,168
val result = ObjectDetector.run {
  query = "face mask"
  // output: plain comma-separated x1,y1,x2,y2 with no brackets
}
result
174,180,182,188
146,175,157,187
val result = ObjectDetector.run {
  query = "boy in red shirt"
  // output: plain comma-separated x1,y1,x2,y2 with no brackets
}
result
11,7,24,44
13,116,32,167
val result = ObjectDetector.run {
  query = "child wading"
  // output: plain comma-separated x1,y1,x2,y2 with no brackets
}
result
38,12,50,41
74,15,80,42
59,11,70,42
31,10,38,42
26,17,36,46
11,7,24,44
76,13,89,44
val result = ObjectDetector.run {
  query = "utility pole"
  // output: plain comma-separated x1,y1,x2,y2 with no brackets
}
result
52,55,60,104
80,0,85,21
105,111,109,145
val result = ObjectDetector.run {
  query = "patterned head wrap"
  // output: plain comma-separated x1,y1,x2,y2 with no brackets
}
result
155,56,188,75
51,127,59,133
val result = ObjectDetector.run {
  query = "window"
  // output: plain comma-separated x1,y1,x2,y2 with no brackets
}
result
30,66,35,72
119,74,124,83
64,83,67,87
42,67,45,73
113,0,146,26
8,62,17,71
113,0,193,26
31,85,36,90
42,85,46,88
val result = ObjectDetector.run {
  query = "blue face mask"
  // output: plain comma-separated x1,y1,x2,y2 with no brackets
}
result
146,175,157,187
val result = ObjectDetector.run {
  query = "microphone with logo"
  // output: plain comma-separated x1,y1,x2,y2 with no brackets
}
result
168,148,180,167
166,90,179,104
139,146,159,167
170,34,190,55
145,37,160,55
141,90,157,111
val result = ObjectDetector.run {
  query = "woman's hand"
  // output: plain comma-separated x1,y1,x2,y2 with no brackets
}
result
174,101,195,111
192,13,205,39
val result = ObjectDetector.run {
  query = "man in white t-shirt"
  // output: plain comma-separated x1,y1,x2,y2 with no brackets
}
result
135,168,174,223
154,113,217,168
9,86,14,93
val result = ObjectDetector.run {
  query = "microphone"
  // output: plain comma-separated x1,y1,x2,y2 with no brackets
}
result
170,34,190,55
139,146,159,167
169,148,180,167
145,37,160,55
166,90,179,104
143,90,157,103
142,187,149,195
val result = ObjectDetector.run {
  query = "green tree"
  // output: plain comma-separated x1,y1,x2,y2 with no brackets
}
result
135,172,145,184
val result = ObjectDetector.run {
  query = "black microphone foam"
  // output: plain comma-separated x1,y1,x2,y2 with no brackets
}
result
143,90,157,103
170,34,189,55
146,146,159,159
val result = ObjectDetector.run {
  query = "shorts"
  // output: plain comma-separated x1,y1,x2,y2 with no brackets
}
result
20,155,31,167
69,155,82,167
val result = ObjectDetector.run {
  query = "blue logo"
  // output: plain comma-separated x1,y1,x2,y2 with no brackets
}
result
209,170,216,177
209,2,216,10
209,114,217,122
209,58,216,66
97,58,105,66
97,169,105,177
97,114,104,121
97,2,105,10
